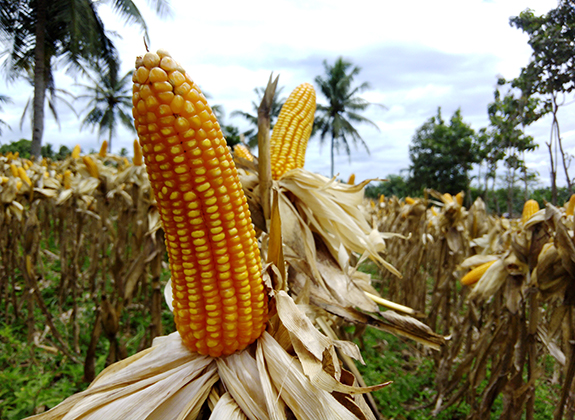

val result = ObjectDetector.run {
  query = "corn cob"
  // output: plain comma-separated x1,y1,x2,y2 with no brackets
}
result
405,197,415,205
565,194,575,216
17,167,32,187
521,199,539,224
63,170,72,189
347,173,355,185
72,144,81,159
132,50,268,358
455,191,464,206
460,260,496,286
270,83,316,180
83,156,99,178
443,193,453,203
133,139,144,166
233,144,254,162
379,194,384,203
10,163,18,178
99,141,108,157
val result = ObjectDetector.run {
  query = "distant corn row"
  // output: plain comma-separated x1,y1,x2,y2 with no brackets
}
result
365,191,575,419
0,143,168,377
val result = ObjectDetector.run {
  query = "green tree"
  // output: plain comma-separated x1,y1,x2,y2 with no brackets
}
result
231,86,285,148
77,68,134,152
0,0,171,158
486,78,538,216
510,1,575,202
314,57,381,178
408,108,481,195
365,174,411,199
0,138,69,159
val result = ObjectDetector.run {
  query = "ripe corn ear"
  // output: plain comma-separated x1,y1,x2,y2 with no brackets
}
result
566,194,575,216
83,156,99,178
455,191,464,206
133,140,144,166
72,144,81,159
270,83,316,180
347,173,355,185
443,193,453,203
521,199,539,224
461,260,496,286
63,170,72,189
132,50,268,358
405,197,415,205
17,167,32,187
10,164,18,178
233,144,254,162
99,141,108,157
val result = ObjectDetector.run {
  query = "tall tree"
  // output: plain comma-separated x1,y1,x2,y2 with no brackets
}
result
77,68,134,152
408,108,481,195
487,78,538,216
231,86,285,148
510,1,575,202
0,94,11,136
0,0,171,158
314,57,381,178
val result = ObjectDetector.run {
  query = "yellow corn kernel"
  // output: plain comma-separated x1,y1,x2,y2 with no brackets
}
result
133,50,268,358
17,167,31,187
521,199,539,224
460,260,496,286
233,144,254,162
455,191,464,206
82,156,99,178
63,170,72,189
133,139,144,166
99,140,108,157
72,144,81,159
270,83,316,180
347,173,355,185
565,194,575,216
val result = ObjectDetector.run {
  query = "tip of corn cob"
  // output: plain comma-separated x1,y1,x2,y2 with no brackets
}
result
521,199,539,224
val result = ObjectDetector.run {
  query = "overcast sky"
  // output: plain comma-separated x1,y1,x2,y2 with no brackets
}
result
1,0,573,188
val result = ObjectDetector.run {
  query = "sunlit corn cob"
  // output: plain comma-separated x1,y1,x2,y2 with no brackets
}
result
379,194,385,204
270,83,316,180
63,170,72,189
460,260,496,286
443,193,453,203
521,199,539,224
233,144,254,162
83,156,99,178
99,141,108,157
455,191,464,206
10,163,18,178
133,139,144,166
17,167,32,187
565,194,575,216
132,49,268,358
72,144,81,159
347,173,355,185
1,176,8,184
405,197,415,205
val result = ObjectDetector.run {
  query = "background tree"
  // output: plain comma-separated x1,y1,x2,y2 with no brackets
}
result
0,94,11,136
365,174,411,199
314,57,382,177
231,85,285,148
510,1,575,202
486,78,539,216
408,108,481,195
77,68,134,152
0,138,70,159
0,0,171,158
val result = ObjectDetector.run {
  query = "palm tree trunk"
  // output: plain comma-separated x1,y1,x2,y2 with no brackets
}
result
31,0,47,159
109,127,113,153
330,135,335,178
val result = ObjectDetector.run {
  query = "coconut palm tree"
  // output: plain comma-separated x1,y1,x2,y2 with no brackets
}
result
0,94,12,136
77,68,134,152
231,86,285,148
314,57,382,177
0,0,171,157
